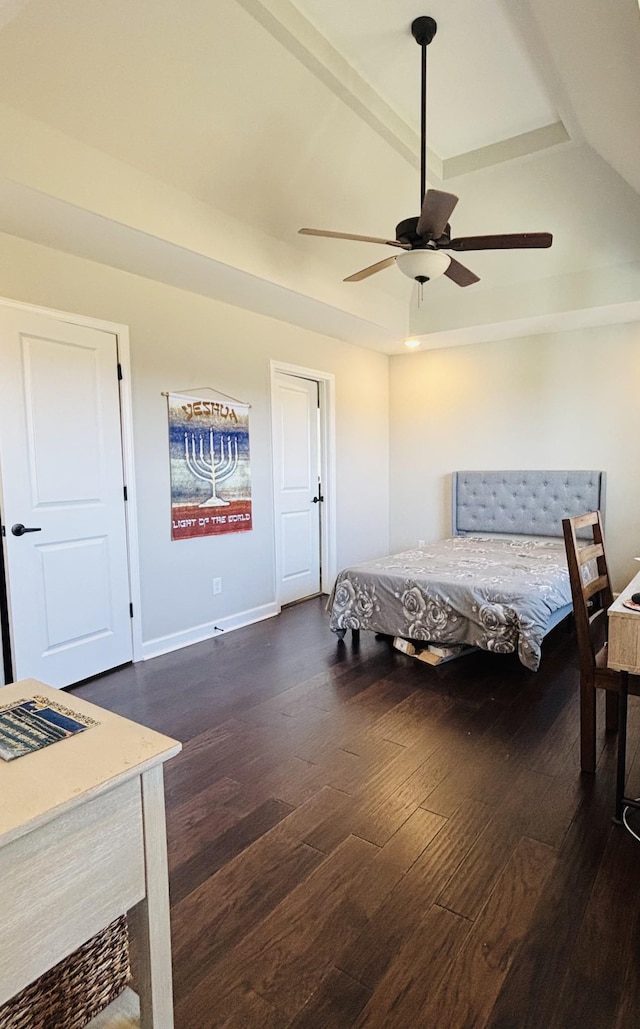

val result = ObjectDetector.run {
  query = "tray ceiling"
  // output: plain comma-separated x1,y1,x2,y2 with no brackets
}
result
0,0,638,352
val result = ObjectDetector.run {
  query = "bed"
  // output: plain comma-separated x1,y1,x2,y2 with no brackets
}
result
327,470,606,671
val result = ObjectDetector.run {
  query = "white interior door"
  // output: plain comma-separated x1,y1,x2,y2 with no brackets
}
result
273,372,321,605
0,306,133,688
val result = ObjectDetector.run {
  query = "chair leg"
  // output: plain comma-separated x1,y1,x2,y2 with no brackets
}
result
580,677,596,774
606,689,619,733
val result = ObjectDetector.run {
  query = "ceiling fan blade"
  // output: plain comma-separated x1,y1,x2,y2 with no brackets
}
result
448,232,553,252
299,228,410,249
343,256,398,282
444,257,480,287
416,189,459,239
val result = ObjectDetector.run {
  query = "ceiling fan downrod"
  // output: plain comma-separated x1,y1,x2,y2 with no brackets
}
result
411,16,437,210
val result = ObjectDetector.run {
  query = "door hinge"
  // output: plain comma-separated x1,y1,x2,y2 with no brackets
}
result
123,485,128,501
117,362,123,381
129,602,134,618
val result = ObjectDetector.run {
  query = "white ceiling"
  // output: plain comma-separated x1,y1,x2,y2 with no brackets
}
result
290,0,559,158
0,0,639,352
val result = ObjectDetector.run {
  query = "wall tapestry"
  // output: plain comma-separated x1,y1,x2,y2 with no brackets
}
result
166,391,252,540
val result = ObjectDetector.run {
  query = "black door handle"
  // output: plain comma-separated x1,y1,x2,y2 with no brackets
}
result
11,523,42,536
311,495,324,504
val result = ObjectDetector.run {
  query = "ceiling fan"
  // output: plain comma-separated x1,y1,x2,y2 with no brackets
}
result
299,15,552,287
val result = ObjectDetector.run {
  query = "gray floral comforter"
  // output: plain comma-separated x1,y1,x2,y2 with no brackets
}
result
327,536,574,671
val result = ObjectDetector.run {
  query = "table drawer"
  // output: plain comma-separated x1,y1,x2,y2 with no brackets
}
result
0,777,145,1005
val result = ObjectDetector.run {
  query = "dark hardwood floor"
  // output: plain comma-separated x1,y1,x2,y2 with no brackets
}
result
72,598,640,1028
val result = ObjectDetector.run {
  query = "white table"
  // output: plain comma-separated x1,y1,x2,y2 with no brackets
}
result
0,679,181,1028
607,571,640,823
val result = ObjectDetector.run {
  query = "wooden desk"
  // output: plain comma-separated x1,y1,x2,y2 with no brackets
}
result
0,679,181,1028
608,570,640,821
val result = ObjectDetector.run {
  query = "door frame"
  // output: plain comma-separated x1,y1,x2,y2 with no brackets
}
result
270,360,337,610
0,296,143,673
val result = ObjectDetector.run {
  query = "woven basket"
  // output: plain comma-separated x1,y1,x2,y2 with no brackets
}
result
0,916,130,1029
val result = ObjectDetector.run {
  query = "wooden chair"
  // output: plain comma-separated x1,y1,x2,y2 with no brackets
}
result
562,511,639,773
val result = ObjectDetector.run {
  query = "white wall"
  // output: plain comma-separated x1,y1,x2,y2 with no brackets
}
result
0,232,389,654
389,322,640,591
4,228,637,672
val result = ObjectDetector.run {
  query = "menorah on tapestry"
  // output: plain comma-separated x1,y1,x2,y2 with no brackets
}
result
183,430,239,507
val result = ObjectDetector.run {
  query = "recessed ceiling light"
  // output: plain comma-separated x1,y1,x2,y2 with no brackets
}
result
404,338,422,349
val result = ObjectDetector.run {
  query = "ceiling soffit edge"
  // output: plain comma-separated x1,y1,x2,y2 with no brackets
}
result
497,0,584,144
402,299,640,353
443,121,571,179
235,0,441,179
0,177,404,351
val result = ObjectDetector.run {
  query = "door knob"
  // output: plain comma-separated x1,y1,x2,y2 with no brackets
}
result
11,523,42,536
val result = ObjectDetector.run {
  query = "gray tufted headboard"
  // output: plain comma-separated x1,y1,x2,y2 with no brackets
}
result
452,470,606,538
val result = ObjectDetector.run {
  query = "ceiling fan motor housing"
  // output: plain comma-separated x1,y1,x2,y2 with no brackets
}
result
395,216,421,245
396,216,450,248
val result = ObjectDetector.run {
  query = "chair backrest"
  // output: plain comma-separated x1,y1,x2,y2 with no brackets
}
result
562,511,613,677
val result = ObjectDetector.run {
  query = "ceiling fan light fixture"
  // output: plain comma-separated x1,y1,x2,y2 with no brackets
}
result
396,248,451,283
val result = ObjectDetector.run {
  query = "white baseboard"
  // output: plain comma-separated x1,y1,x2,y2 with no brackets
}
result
141,602,279,661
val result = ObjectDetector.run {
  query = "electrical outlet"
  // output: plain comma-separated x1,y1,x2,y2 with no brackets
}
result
418,539,425,548
213,577,223,595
